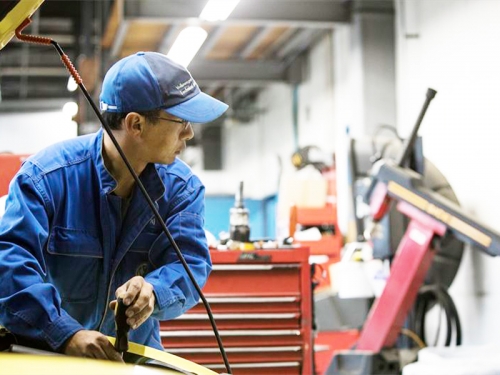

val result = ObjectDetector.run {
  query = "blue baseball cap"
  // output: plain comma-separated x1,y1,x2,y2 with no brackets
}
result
99,51,228,123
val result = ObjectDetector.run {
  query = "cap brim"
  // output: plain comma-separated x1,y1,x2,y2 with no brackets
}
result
165,92,228,123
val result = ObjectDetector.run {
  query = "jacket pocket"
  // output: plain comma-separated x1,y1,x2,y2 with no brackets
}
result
129,231,160,253
46,226,103,303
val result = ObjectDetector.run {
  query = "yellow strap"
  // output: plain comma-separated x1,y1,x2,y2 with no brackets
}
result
107,336,218,375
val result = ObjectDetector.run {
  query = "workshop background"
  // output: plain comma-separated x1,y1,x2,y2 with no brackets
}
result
1,0,500,373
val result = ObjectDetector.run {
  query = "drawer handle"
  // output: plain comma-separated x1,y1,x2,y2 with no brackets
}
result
204,297,299,303
237,252,272,262
176,313,299,320
206,361,300,369
212,264,299,271
161,330,301,337
168,346,302,353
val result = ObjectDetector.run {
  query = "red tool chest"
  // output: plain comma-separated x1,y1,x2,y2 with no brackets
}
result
160,247,313,375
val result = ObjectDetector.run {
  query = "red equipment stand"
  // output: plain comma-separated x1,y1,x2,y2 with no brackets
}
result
327,182,447,374
357,201,446,351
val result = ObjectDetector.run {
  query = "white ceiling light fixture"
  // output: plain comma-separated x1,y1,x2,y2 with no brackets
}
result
67,76,78,92
199,0,241,21
167,26,208,68
62,101,78,117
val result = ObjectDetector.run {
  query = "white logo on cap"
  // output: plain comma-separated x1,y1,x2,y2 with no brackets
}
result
175,77,196,96
100,101,117,111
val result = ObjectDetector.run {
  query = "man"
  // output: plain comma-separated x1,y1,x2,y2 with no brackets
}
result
0,51,228,361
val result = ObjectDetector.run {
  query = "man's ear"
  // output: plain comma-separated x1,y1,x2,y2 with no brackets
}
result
123,112,144,136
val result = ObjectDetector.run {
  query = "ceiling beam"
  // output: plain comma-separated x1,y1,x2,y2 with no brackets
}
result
188,60,286,85
198,25,227,58
238,26,272,59
110,21,130,57
1,61,288,86
276,28,319,59
38,17,73,31
0,50,71,66
0,67,69,77
124,0,350,28
261,27,297,59
158,24,183,55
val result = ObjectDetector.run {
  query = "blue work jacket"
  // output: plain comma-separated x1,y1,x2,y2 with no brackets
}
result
0,129,211,351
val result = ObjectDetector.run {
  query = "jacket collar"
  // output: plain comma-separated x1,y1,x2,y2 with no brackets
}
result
91,128,165,201
93,129,116,194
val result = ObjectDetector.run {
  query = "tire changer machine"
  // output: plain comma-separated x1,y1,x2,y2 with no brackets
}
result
327,89,500,374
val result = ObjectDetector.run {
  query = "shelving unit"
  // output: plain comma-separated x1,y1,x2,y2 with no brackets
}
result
290,202,343,293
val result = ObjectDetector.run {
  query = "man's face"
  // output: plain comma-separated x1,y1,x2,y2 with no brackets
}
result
140,112,194,165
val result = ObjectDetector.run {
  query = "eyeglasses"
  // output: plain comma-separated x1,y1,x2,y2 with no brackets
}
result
151,117,190,130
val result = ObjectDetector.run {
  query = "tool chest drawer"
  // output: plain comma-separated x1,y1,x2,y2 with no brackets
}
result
202,264,302,296
160,247,313,375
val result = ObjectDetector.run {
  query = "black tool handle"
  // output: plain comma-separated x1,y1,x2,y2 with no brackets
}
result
396,88,437,167
114,297,130,354
364,88,437,204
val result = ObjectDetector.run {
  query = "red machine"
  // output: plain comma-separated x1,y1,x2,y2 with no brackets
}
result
327,89,500,374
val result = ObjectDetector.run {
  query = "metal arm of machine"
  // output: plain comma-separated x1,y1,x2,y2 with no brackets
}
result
373,162,500,256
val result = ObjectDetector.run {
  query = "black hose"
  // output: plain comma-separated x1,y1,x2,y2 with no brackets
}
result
414,284,461,347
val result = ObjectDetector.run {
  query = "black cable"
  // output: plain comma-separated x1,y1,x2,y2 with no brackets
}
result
51,41,232,373
414,284,461,347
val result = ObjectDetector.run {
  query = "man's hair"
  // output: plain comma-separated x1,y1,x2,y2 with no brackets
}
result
101,109,162,130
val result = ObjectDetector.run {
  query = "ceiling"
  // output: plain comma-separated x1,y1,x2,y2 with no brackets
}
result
0,0,352,124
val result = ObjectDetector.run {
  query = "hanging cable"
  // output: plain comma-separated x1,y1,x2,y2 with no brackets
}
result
414,284,462,347
15,18,232,374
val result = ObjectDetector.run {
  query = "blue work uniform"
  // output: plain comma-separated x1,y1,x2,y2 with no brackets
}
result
0,129,211,351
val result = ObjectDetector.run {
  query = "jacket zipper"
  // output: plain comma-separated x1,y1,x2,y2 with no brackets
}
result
97,214,153,332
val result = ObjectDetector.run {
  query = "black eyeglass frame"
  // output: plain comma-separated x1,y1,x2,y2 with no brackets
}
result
151,116,190,130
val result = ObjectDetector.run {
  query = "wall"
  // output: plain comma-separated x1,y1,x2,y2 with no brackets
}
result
395,0,500,345
196,34,337,240
196,33,336,197
0,111,77,154
204,195,277,241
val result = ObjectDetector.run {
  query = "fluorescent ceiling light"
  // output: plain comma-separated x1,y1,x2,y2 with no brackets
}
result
199,0,240,21
167,26,208,68
67,76,78,92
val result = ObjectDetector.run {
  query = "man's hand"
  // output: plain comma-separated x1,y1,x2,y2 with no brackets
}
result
109,276,156,330
63,330,124,362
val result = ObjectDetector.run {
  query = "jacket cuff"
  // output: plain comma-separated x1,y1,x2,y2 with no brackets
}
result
43,312,84,351
147,279,184,318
